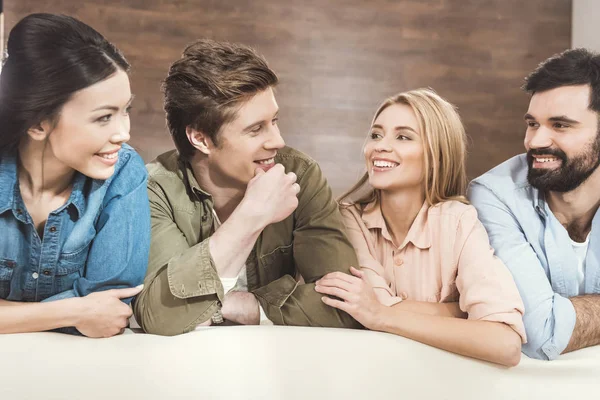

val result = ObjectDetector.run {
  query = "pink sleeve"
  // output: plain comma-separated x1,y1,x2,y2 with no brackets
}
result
454,206,527,343
339,206,402,307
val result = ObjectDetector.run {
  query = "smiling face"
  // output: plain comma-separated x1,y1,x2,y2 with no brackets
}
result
364,103,425,193
203,87,285,188
39,69,134,181
524,84,600,193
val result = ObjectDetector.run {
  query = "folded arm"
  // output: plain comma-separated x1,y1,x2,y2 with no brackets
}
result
0,298,80,333
0,286,142,336
134,180,230,335
339,206,464,318
252,162,361,328
469,182,576,360
564,295,600,353
1,152,149,336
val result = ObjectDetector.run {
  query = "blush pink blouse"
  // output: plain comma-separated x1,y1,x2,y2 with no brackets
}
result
340,199,527,342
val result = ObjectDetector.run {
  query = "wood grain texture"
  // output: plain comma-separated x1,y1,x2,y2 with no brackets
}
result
4,0,572,194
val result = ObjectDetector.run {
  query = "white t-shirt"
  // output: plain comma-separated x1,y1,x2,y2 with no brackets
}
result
571,233,590,295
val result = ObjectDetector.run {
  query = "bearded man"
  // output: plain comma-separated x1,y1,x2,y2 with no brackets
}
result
469,48,600,361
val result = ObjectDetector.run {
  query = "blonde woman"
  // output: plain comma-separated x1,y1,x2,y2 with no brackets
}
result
315,89,526,366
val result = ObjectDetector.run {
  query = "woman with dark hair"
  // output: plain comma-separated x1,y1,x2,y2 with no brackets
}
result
0,13,150,337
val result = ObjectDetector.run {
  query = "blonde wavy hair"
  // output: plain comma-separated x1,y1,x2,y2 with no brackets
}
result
339,88,468,206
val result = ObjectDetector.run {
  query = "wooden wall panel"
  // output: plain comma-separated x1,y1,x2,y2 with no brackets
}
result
4,0,572,194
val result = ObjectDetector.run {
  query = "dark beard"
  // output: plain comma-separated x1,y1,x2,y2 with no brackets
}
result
527,133,600,193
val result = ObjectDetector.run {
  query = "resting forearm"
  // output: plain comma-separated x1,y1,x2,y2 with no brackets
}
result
254,276,361,328
396,301,466,318
209,203,266,278
0,298,81,334
564,295,600,354
221,292,260,325
375,307,522,367
134,270,218,335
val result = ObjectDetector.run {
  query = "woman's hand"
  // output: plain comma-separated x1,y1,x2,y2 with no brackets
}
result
315,267,385,329
74,285,143,338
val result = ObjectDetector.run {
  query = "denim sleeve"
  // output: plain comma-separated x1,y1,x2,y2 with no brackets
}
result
43,151,151,305
468,181,576,360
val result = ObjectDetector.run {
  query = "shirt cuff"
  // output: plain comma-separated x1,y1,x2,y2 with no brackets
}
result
259,302,273,325
167,237,223,300
252,274,298,325
541,293,577,360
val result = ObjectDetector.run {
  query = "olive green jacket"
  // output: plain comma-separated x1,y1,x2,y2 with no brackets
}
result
133,147,361,335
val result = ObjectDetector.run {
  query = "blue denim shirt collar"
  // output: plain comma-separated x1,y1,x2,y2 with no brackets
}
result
64,173,87,217
0,153,87,218
0,153,18,215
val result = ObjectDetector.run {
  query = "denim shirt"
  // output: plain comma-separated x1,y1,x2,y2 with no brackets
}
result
0,144,150,308
468,154,600,361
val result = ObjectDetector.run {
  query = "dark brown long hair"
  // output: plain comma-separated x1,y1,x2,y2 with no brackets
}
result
0,13,129,152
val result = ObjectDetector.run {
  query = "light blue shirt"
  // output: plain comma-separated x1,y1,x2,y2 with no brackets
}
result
468,154,600,360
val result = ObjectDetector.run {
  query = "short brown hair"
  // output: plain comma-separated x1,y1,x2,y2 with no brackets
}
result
162,39,278,160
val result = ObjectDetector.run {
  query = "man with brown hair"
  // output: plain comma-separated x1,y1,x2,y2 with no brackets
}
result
133,39,361,335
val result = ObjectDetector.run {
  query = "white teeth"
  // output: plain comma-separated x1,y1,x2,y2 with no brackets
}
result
257,158,274,165
535,157,558,163
373,160,398,168
99,152,118,160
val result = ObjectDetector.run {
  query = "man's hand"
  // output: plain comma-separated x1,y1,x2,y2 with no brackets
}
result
74,285,143,338
240,164,300,227
221,291,260,325
209,165,299,278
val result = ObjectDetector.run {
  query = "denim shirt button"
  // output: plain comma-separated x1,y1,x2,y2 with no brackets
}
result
43,270,51,276
15,209,22,215
49,226,57,233
32,272,39,279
